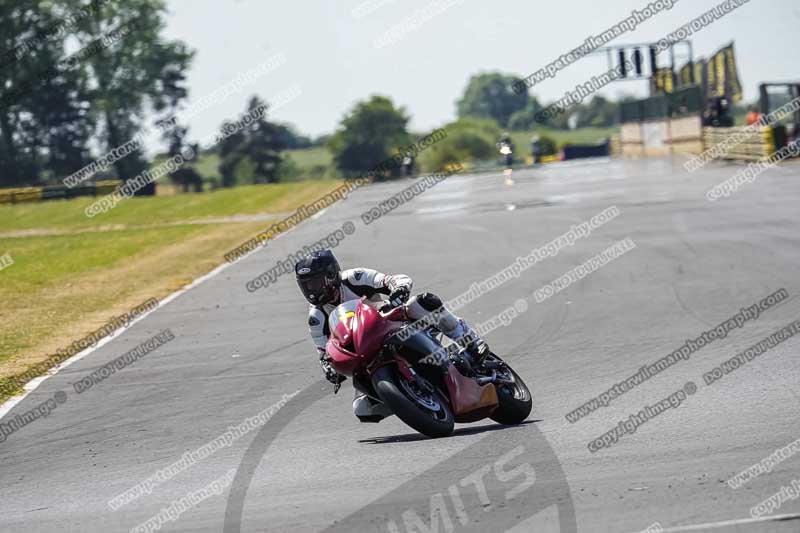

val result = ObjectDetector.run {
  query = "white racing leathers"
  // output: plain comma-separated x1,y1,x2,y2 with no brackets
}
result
306,268,481,422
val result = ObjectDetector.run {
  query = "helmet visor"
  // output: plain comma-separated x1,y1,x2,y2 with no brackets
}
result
298,275,338,304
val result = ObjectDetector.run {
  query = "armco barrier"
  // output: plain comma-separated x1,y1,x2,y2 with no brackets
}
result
0,180,121,205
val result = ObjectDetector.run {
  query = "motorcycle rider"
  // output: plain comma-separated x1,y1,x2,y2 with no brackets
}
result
497,132,514,168
295,249,491,423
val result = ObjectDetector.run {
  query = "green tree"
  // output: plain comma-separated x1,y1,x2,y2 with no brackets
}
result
328,95,410,178
74,0,193,193
216,96,287,186
218,119,248,188
507,96,545,130
242,97,286,184
158,118,202,192
275,124,312,149
0,0,193,189
418,118,500,172
457,73,529,128
575,96,619,128
0,0,93,186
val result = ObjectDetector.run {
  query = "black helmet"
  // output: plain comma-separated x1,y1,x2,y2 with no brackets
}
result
295,250,341,306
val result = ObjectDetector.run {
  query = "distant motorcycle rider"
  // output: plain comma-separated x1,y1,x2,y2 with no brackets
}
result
497,132,514,168
294,250,491,422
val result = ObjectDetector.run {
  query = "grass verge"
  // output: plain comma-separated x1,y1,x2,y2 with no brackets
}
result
0,180,341,402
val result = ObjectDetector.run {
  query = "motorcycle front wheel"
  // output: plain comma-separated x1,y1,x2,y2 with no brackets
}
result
372,365,454,438
485,355,532,425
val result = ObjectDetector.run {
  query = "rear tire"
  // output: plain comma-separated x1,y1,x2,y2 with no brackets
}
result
487,357,532,425
372,365,454,438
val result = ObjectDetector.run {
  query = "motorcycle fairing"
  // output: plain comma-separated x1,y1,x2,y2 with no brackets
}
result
444,366,499,422
327,298,402,376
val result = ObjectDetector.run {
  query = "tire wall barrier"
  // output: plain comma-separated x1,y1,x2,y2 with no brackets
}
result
702,124,787,161
622,120,789,162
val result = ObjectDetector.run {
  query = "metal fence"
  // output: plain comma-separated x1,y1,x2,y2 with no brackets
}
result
620,86,704,124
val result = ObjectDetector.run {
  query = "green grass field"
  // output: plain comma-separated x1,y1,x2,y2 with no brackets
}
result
0,180,342,400
0,181,339,232
192,147,334,182
287,146,333,168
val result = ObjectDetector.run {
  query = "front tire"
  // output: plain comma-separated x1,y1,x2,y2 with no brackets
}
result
372,365,454,438
487,356,532,425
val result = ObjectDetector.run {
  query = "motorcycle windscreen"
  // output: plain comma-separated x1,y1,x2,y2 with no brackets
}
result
352,301,399,359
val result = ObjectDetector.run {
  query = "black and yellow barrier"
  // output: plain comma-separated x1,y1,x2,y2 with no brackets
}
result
0,180,122,205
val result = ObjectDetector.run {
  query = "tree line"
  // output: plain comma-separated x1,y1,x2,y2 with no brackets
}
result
0,1,313,190
1,2,625,189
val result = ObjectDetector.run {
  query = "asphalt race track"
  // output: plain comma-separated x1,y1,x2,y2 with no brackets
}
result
2,156,800,532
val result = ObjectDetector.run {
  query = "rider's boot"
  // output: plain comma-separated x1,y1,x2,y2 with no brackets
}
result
443,319,491,366
353,391,393,423
405,293,492,365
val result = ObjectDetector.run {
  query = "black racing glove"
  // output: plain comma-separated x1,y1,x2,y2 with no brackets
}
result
388,287,410,308
320,357,346,386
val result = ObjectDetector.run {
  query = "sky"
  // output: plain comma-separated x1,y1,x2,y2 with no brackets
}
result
161,0,800,147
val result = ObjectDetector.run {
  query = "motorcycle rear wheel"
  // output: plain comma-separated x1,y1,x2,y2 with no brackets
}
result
372,365,454,438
